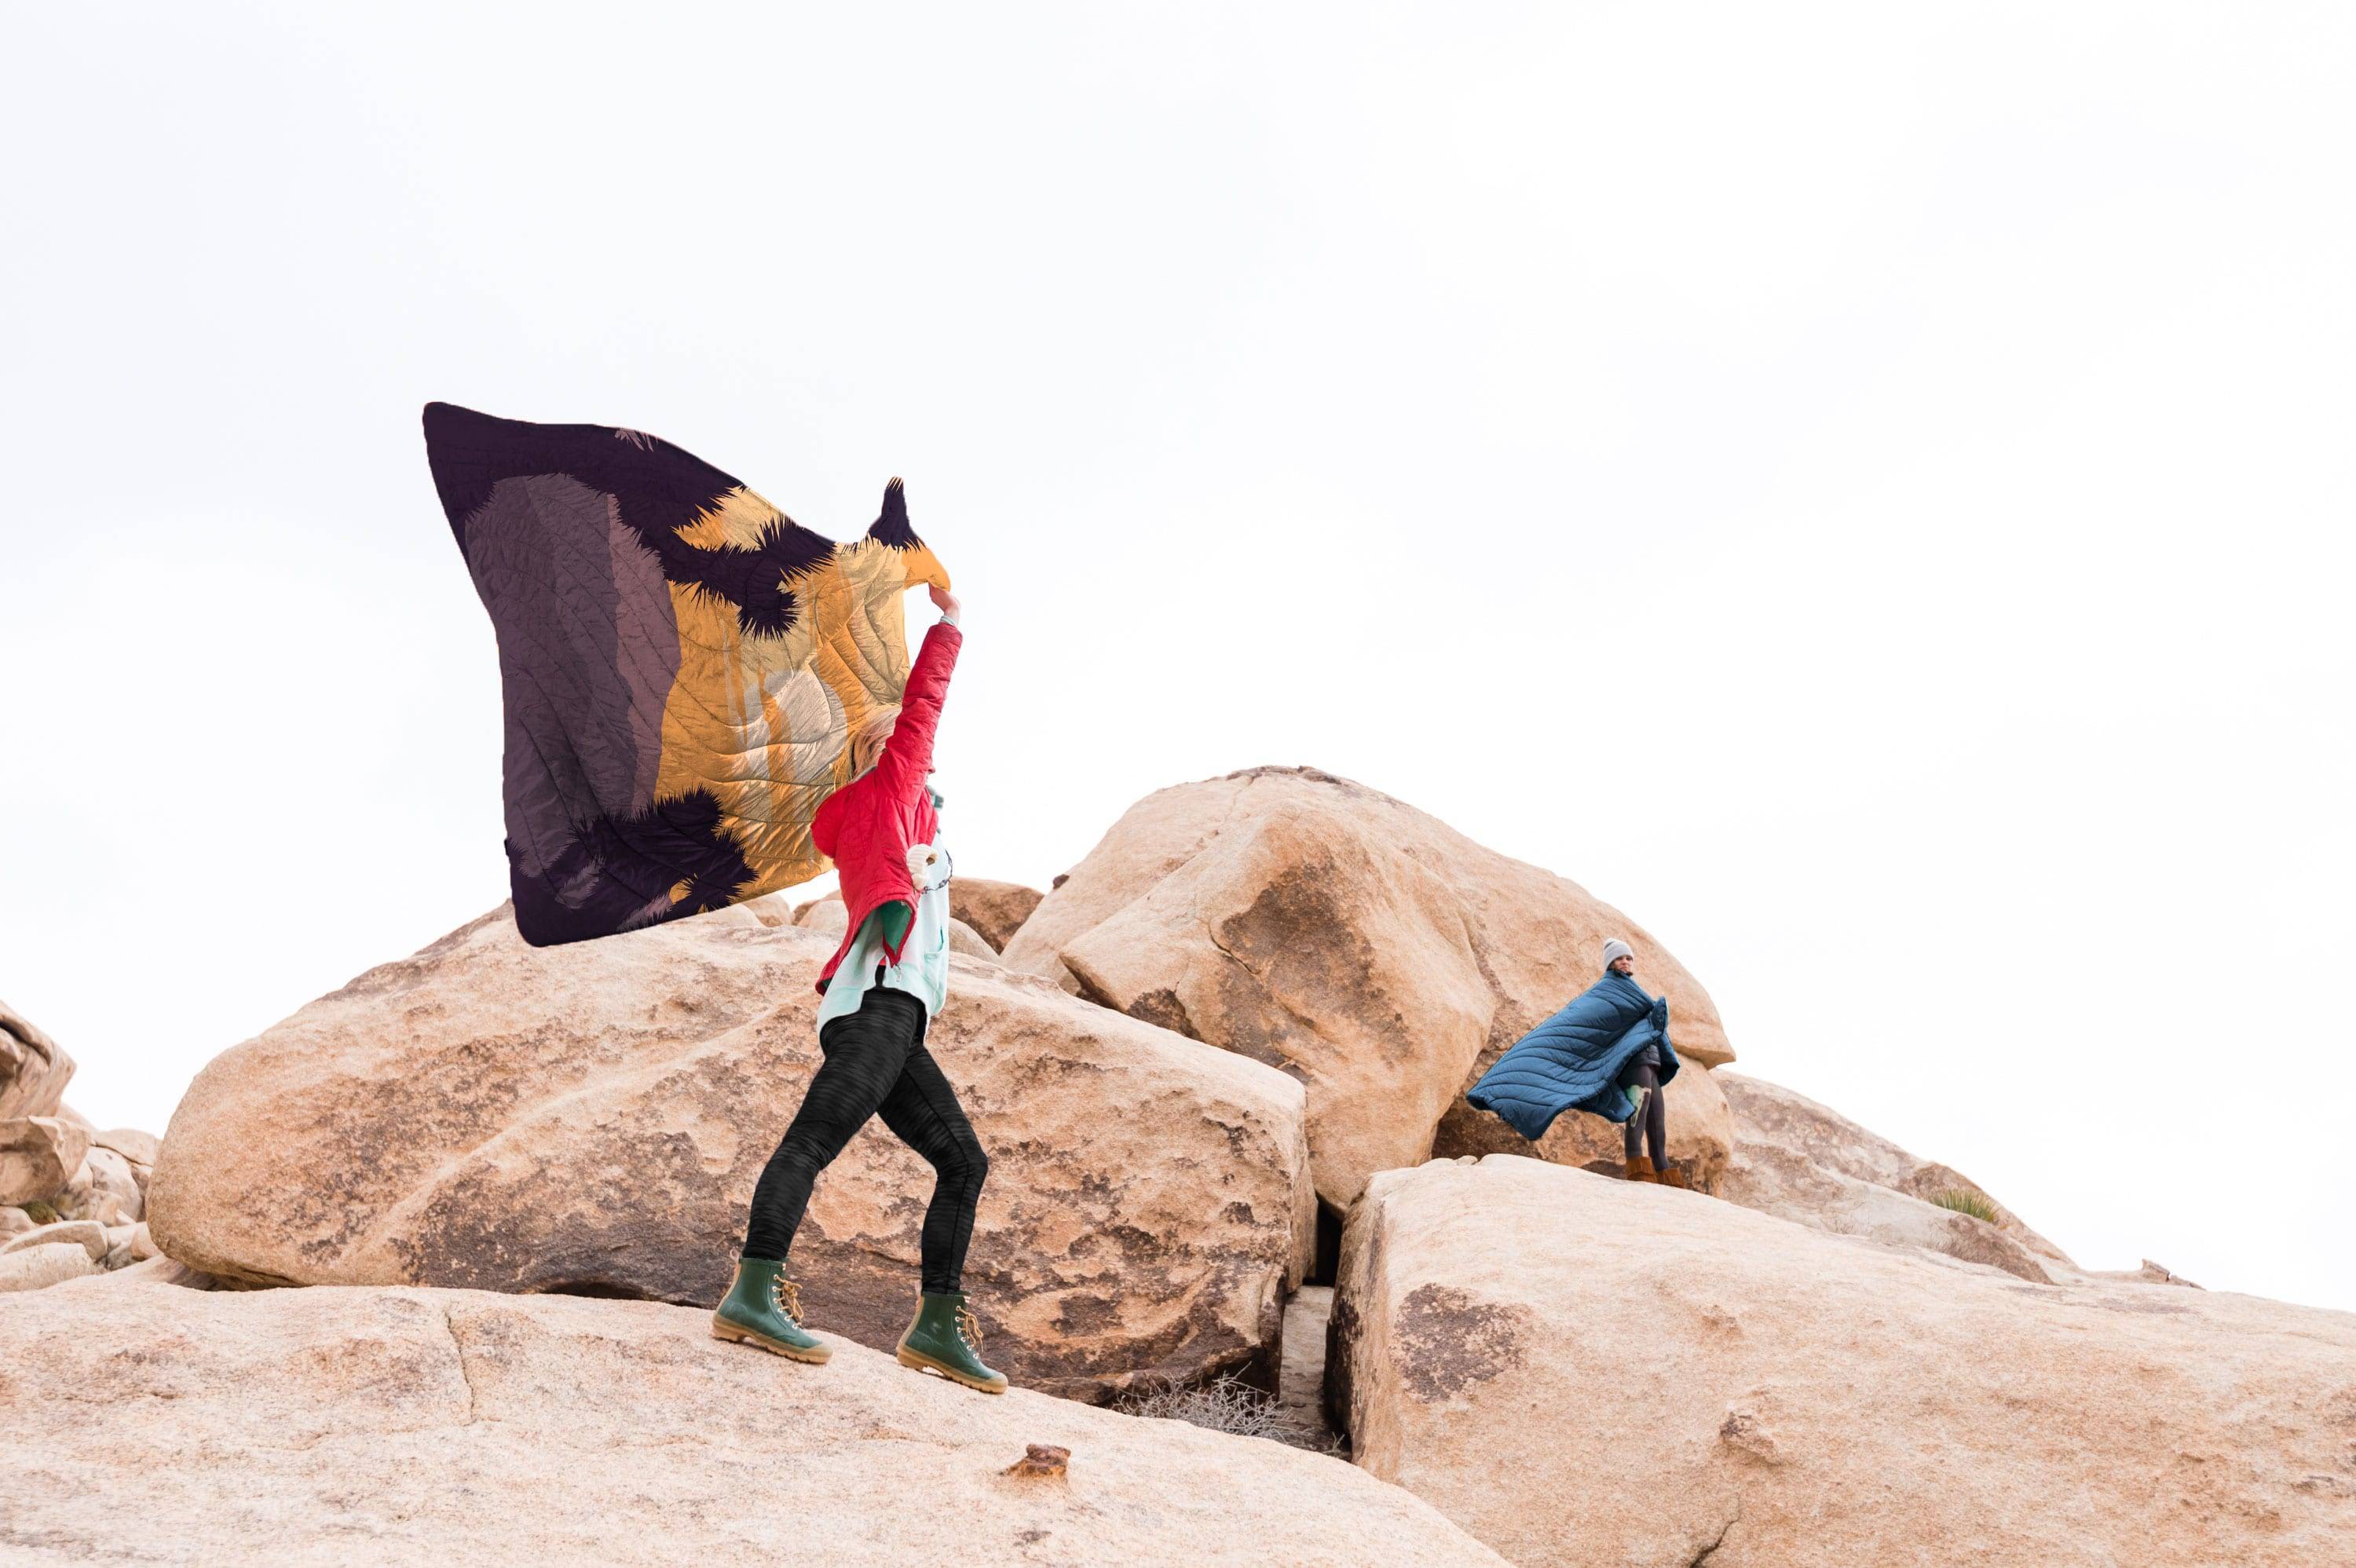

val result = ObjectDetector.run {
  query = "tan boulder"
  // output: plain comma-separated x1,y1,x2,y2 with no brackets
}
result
1718,1071,2072,1266
149,903,1314,1402
2,1216,109,1262
1,1204,34,1239
0,999,75,1120
951,877,1045,951
794,891,849,935
1431,1058,1734,1193
0,1239,98,1292
1,1115,91,1205
2,1280,1502,1565
1002,767,1732,1211
1331,1155,2356,1567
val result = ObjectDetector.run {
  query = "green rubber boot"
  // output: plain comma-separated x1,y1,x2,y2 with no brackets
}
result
711,1257,830,1364
895,1291,1008,1394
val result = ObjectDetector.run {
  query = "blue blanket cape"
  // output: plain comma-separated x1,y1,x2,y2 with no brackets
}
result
1465,970,1681,1142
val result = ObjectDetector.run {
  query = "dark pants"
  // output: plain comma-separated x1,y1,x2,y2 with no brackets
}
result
741,985,988,1295
1622,1058,1668,1171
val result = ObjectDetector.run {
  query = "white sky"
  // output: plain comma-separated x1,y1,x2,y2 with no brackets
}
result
5,4,2349,1310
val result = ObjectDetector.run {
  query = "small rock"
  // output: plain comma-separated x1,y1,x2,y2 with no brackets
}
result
129,1221,158,1261
1,1219,109,1263
0,1241,100,1292
1718,1407,1787,1466
1004,1443,1070,1478
0,1206,35,1240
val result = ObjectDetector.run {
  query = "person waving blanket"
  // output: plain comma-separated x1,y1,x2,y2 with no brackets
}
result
1466,938,1689,1187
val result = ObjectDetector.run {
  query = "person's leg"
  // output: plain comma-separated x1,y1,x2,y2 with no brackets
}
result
875,1041,990,1293
1643,1066,1670,1174
874,1030,1005,1393
1622,1061,1655,1165
740,991,920,1262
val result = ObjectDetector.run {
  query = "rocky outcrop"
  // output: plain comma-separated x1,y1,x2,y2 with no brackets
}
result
2,1277,1503,1565
1002,767,1733,1212
149,903,1315,1402
1718,1070,2074,1270
952,877,1046,951
0,1002,165,1279
0,998,74,1119
1330,1155,2356,1567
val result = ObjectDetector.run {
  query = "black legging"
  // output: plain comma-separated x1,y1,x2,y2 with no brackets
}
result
1622,1058,1668,1171
741,985,988,1294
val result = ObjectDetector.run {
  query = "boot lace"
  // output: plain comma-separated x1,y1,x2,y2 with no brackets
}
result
955,1301,984,1350
770,1276,805,1325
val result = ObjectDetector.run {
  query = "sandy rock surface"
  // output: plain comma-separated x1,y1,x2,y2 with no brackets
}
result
1330,1155,2356,1567
1003,767,1732,1212
0,1277,1502,1566
1718,1070,2072,1264
953,877,1047,951
149,903,1314,1402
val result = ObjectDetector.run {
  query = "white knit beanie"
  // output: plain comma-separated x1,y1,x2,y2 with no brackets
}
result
1601,938,1633,970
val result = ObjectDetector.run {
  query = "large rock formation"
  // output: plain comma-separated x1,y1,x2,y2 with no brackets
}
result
1002,767,1733,1212
149,903,1314,1402
1330,1156,2356,1567
1717,1070,2076,1277
3,1276,1502,1566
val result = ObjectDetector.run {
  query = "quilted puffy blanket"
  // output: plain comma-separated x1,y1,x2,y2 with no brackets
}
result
1465,970,1682,1142
421,402,952,947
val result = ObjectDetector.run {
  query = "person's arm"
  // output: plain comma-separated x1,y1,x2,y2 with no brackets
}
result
874,587,961,802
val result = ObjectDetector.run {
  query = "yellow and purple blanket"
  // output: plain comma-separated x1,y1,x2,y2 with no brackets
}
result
422,402,951,946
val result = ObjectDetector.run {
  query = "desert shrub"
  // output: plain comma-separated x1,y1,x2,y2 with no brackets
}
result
1116,1373,1342,1455
1931,1188,1999,1223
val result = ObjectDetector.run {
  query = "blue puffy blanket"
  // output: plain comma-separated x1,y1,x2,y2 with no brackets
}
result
1466,970,1681,1142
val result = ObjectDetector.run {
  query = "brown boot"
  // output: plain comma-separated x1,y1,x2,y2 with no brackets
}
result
1656,1164,1691,1190
1622,1157,1655,1182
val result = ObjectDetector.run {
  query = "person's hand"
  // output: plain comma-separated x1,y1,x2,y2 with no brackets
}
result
929,583,961,623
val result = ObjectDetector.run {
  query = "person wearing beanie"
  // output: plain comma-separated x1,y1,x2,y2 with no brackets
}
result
1464,934,1689,1188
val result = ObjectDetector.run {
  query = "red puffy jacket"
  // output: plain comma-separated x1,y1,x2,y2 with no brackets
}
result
810,619,962,994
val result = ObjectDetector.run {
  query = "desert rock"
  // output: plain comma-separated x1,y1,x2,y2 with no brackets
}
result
149,903,1314,1402
0,1239,99,1292
952,877,1046,951
1,1115,92,1205
0,1278,1502,1566
1330,1154,2356,1567
1003,766,1733,1210
2,1216,109,1262
0,998,75,1120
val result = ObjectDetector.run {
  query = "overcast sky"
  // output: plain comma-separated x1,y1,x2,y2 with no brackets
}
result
5,3,2349,1311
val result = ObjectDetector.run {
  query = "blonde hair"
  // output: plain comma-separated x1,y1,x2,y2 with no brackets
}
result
847,707,902,780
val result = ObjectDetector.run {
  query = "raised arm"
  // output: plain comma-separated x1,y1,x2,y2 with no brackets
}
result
874,590,962,802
